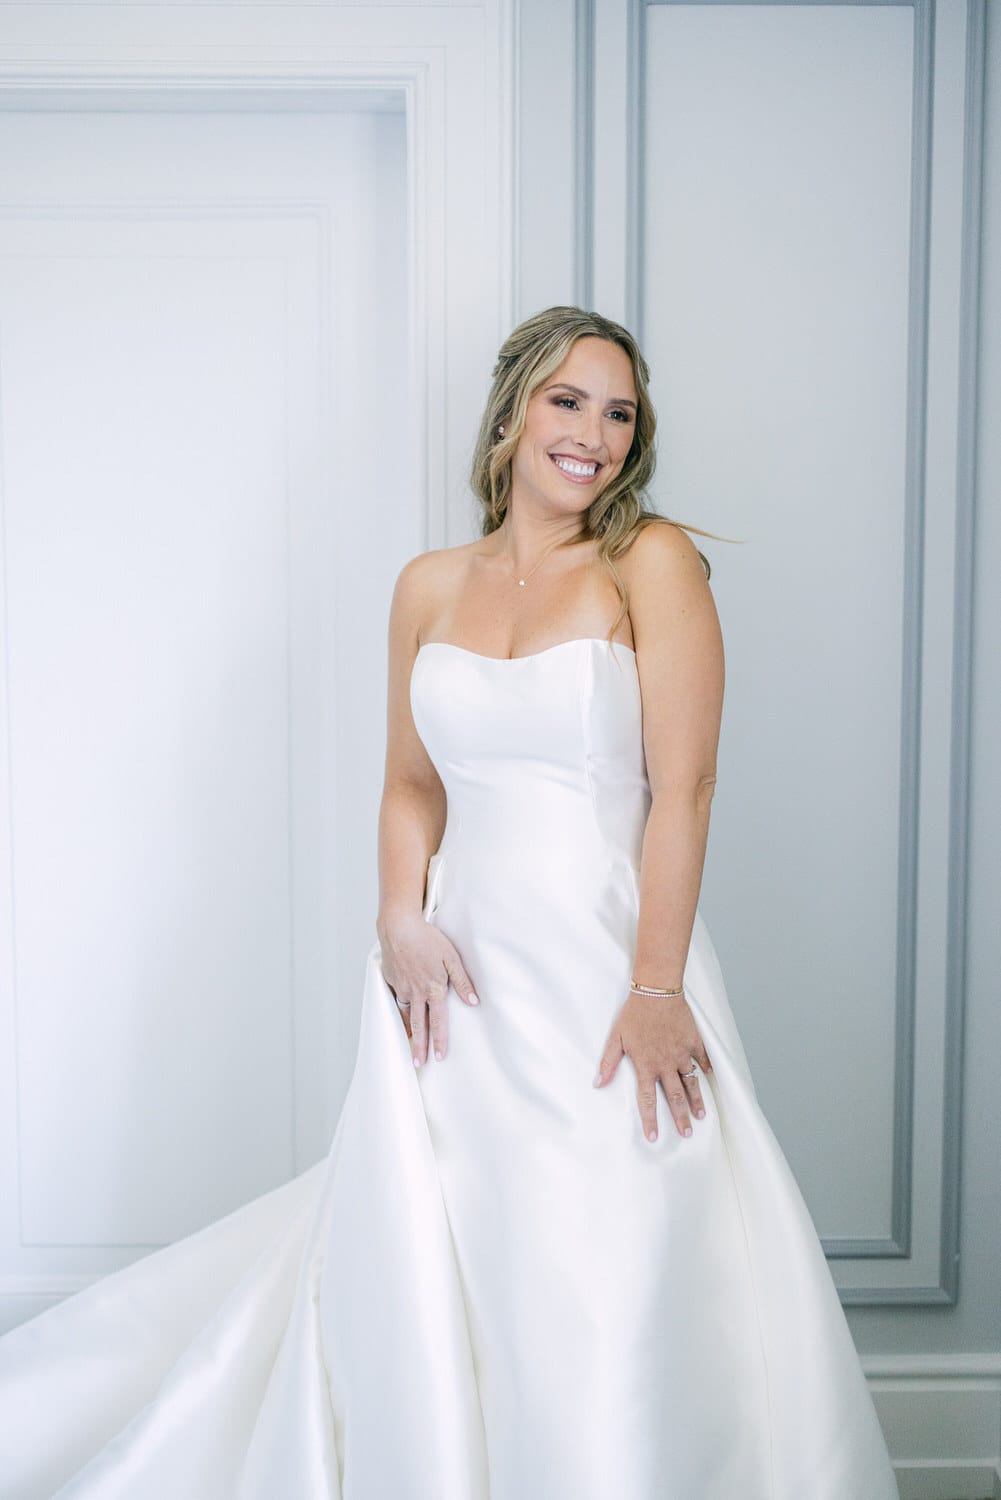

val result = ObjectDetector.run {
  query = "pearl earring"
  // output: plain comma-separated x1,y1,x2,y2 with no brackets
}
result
498,424,505,437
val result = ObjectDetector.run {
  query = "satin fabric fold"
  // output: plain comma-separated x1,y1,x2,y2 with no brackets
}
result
0,637,898,1499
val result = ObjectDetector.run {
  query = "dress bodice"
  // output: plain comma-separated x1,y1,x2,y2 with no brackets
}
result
409,637,652,901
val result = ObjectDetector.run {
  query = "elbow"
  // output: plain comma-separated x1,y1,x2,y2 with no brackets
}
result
696,771,717,802
651,771,717,808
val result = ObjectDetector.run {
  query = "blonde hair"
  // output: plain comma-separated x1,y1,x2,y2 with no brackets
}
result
470,306,734,643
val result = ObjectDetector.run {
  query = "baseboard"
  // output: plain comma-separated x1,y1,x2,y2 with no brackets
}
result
891,1461,1001,1500
864,1356,1001,1499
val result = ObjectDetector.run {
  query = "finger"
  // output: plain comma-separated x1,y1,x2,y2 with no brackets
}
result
662,1076,693,1138
681,1066,706,1120
636,1072,660,1142
410,995,429,1067
426,979,450,1061
594,1032,625,1088
386,983,412,1042
444,954,480,1007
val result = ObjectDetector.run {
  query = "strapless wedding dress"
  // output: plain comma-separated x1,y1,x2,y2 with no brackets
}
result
0,637,898,1499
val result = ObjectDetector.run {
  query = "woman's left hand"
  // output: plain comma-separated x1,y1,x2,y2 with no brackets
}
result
593,992,713,1142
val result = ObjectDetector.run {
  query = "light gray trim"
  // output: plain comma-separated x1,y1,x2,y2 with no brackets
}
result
573,0,594,308
879,0,937,1269
505,0,521,329
648,0,915,5
627,0,979,1305
625,0,646,336
842,1283,956,1307
936,0,986,1308
824,1236,909,1261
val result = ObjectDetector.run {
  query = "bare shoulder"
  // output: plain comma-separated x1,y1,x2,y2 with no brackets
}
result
617,520,721,665
393,539,478,602
619,524,723,792
388,540,479,651
617,519,709,593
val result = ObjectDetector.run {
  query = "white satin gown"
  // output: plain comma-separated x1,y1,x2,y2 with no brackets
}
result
0,636,899,1499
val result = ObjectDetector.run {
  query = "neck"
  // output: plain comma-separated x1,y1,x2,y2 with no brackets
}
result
494,512,587,576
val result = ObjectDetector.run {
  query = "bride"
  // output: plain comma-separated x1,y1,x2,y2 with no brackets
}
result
0,306,899,1499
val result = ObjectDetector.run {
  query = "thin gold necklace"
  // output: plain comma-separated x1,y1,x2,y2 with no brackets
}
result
509,533,576,587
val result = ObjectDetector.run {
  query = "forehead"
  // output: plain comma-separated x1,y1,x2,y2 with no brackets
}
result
544,336,636,396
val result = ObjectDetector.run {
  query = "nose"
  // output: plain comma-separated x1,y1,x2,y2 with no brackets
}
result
575,406,603,452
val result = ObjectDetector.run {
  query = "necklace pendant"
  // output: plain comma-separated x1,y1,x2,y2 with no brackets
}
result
518,578,525,587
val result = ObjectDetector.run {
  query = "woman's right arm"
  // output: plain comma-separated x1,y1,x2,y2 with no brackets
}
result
376,553,445,941
375,555,480,1065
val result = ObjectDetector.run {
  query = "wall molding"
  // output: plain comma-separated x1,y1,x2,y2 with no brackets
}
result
573,0,595,307
937,0,987,1315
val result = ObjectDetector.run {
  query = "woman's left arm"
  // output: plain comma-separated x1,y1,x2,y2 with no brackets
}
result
593,522,725,1142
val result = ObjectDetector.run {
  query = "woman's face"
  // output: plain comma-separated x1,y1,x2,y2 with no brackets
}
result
510,336,638,515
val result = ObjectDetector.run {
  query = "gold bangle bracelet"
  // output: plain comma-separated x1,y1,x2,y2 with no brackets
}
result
629,979,685,998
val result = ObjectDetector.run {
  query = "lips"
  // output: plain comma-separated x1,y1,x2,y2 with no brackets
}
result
549,453,602,482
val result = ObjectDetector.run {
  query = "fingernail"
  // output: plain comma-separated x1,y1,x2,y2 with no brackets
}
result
592,1071,602,1087
435,1048,444,1061
469,992,480,1005
695,1108,705,1118
647,1130,657,1142
684,1126,692,1137
413,1054,422,1068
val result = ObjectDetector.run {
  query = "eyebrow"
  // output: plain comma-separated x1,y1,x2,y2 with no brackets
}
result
543,382,637,412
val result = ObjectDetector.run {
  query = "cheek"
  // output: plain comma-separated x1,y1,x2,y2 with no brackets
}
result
607,428,635,468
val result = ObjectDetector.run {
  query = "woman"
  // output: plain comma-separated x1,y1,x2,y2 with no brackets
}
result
0,307,898,1500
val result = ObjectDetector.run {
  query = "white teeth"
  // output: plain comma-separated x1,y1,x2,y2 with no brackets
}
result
553,456,598,478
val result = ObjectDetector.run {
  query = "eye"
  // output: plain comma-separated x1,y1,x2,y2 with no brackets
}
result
553,395,578,410
608,408,633,423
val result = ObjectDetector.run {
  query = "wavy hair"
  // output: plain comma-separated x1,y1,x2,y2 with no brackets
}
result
470,306,734,643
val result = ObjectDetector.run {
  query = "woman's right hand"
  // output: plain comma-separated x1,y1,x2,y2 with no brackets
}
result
378,912,480,1066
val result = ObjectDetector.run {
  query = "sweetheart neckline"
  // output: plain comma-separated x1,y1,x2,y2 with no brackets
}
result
416,637,636,665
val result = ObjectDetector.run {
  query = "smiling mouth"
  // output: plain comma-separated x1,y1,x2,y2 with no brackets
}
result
550,453,601,482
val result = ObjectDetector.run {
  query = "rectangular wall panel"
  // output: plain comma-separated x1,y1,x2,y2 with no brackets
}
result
643,0,914,1241
4,220,301,1244
628,0,975,1301
0,108,408,1300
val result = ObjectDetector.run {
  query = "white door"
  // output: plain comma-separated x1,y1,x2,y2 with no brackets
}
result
0,103,409,1328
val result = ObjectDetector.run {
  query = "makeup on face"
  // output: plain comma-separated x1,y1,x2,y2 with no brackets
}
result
512,338,638,507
